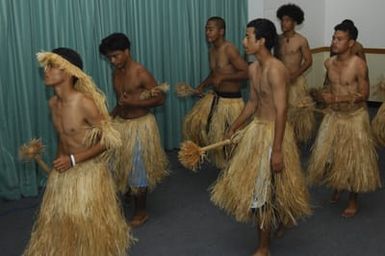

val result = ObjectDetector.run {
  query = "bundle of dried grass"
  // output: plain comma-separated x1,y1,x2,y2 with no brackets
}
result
178,131,243,171
293,96,315,109
371,77,385,100
139,82,170,100
178,139,231,171
182,93,213,145
112,114,169,194
175,82,196,97
210,120,311,228
19,138,50,173
372,102,385,146
308,107,381,192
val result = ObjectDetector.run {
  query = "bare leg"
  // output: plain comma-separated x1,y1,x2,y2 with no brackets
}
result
252,227,270,256
330,189,341,204
274,221,295,238
130,187,150,227
341,192,358,218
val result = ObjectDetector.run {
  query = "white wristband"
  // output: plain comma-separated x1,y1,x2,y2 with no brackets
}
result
70,154,76,167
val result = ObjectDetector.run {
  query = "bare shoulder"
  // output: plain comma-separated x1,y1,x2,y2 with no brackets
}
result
133,62,157,89
296,33,309,45
351,55,367,70
134,62,152,78
223,41,241,57
79,94,100,117
268,58,288,81
224,41,238,51
324,56,333,67
270,58,287,73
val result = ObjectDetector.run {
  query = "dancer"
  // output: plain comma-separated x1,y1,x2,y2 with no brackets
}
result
99,33,169,227
182,16,248,169
211,19,311,256
23,48,133,255
308,21,381,217
276,3,315,143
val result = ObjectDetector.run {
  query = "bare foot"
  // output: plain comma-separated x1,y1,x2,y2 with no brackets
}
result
330,190,341,204
252,248,270,256
341,200,358,218
130,212,150,228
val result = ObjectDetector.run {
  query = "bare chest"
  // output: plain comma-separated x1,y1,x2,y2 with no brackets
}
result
328,65,356,87
114,72,141,95
210,49,231,70
279,39,301,56
51,103,85,137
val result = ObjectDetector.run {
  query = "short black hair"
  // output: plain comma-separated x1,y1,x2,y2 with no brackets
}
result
276,4,304,25
334,20,358,40
247,18,278,51
52,47,83,70
99,33,131,56
207,16,226,31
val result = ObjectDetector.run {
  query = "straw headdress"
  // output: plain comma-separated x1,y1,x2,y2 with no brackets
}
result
36,49,110,119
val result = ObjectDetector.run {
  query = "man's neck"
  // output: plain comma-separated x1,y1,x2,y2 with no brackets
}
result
256,48,273,66
212,37,226,48
283,30,296,42
336,49,353,62
54,83,76,102
117,59,133,73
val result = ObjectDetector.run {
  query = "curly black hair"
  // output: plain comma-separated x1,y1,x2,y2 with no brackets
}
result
276,4,304,25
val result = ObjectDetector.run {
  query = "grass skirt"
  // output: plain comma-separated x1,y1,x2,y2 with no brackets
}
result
207,98,244,169
308,107,381,192
288,76,316,143
210,119,311,229
23,159,133,256
372,102,385,146
182,94,213,146
112,114,169,193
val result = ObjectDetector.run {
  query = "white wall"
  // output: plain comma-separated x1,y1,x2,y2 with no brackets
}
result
325,0,385,48
248,0,385,48
248,0,264,21
248,0,325,48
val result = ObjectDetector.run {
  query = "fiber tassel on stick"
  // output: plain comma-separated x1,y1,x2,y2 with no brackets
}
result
140,82,170,99
19,138,50,173
178,139,231,171
175,82,197,97
178,131,242,171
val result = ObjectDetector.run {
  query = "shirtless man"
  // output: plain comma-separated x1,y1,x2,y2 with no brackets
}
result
325,19,366,87
210,19,310,256
276,4,315,143
99,33,168,227
24,48,132,255
183,16,248,169
308,21,380,217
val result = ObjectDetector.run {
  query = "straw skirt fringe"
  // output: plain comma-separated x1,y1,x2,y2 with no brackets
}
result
372,102,385,146
182,94,214,146
112,114,169,193
308,107,381,192
210,119,311,229
23,160,133,256
288,76,316,143
207,98,244,169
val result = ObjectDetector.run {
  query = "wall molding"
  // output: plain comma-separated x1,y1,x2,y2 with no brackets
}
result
311,47,385,54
